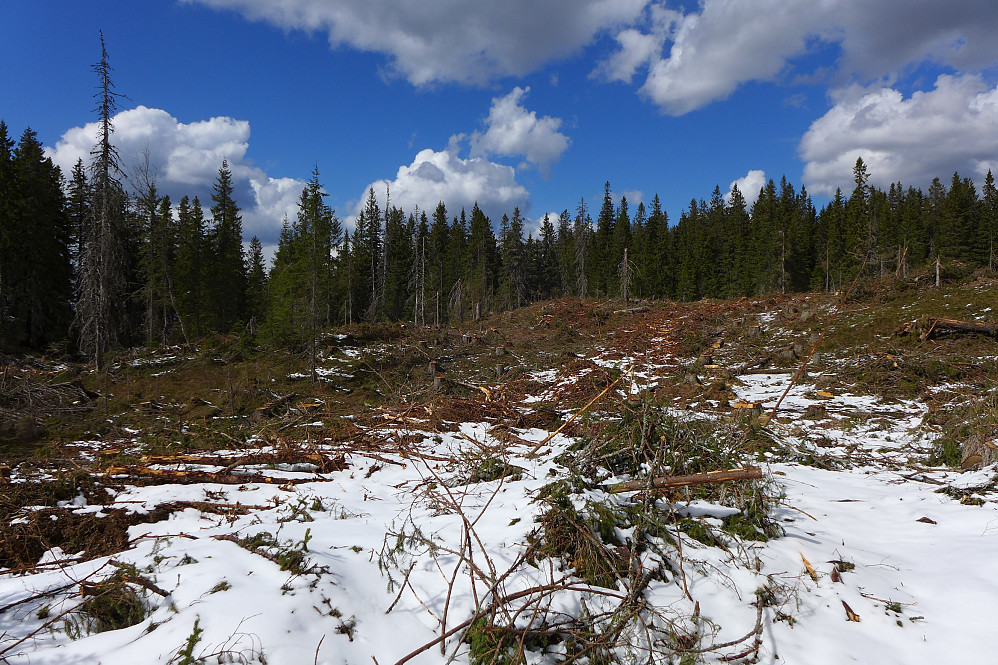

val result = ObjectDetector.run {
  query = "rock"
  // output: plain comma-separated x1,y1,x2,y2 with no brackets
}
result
960,454,983,470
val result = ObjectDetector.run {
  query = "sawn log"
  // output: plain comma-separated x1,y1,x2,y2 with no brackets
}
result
607,466,763,493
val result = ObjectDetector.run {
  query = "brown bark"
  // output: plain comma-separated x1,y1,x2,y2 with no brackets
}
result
607,467,763,493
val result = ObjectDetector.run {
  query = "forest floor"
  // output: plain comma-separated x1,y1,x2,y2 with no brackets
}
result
1,269,997,665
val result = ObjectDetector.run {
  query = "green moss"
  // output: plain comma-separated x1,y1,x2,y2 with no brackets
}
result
679,518,719,547
928,437,962,467
74,571,147,634
465,615,521,665
722,498,781,542
530,485,626,588
469,457,523,483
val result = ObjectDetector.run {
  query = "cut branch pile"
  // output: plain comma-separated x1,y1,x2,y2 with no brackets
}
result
0,373,100,431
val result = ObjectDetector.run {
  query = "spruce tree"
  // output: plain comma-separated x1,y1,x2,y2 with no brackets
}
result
135,161,177,344
556,210,574,296
267,166,339,368
428,202,449,325
537,212,557,298
382,204,408,320
410,210,429,325
340,229,359,325
0,121,15,334
610,195,632,296
724,185,752,297
267,214,302,344
350,209,372,320
673,199,703,301
925,176,947,260
750,180,779,294
4,128,74,348
701,187,724,297
446,210,469,321
573,199,591,298
789,185,816,291
356,187,382,320
981,170,998,270
638,194,670,298
175,196,206,338
593,182,615,296
815,189,847,291
940,173,979,262
207,160,246,332
303,181,335,364
629,201,646,296
466,203,496,318
244,236,267,331
498,207,527,309
66,158,89,269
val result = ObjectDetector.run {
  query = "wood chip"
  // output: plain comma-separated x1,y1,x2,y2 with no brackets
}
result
800,553,819,582
841,600,861,622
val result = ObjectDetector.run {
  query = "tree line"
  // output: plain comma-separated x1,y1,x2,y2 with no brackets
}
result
2,40,996,362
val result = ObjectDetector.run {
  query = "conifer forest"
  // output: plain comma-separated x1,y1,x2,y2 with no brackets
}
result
3,99,997,356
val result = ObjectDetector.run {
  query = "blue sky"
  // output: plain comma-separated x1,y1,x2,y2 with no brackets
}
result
4,0,998,255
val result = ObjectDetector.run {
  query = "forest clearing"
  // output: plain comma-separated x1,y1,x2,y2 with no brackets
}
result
2,270,996,665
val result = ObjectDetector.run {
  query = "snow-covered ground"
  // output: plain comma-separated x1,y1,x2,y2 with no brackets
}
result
2,348,996,664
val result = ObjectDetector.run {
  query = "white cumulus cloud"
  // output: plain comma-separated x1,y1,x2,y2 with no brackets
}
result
45,106,304,246
800,75,998,195
594,27,664,84
724,170,767,207
597,0,998,115
186,0,649,86
351,144,529,227
469,87,570,177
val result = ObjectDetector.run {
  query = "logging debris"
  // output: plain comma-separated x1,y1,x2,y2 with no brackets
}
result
607,466,763,493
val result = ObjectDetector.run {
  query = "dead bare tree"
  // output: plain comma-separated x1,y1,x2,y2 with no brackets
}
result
75,32,129,370
618,247,635,304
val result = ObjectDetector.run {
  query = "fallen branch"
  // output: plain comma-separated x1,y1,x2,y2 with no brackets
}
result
919,317,997,341
449,379,492,401
138,451,341,469
109,561,171,597
606,467,763,493
103,466,337,485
